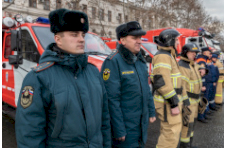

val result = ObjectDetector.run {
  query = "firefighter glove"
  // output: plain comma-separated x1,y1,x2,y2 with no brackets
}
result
198,97,208,114
182,105,192,127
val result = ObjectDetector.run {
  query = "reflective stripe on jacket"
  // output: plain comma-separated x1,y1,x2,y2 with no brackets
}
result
178,57,202,105
151,46,182,104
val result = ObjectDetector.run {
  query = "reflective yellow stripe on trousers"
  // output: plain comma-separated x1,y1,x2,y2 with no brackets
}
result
180,137,190,143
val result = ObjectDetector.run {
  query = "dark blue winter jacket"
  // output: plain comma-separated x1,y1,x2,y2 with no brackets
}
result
15,43,111,148
101,44,155,147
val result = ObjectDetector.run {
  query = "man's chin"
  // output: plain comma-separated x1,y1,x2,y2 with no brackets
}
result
135,48,141,53
76,48,85,54
69,49,85,55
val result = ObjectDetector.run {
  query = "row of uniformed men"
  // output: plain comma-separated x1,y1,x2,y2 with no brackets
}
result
196,48,224,123
151,30,224,148
15,8,223,148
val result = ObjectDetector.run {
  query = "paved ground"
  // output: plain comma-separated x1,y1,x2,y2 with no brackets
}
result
2,105,224,148
146,105,224,148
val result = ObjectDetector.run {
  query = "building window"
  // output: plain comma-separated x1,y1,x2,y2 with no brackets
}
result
109,31,112,38
92,29,96,33
92,7,96,19
71,2,77,10
56,0,61,9
125,15,128,22
108,11,111,22
148,19,151,29
100,30,104,36
82,4,87,14
136,18,139,22
142,19,145,26
99,9,104,21
117,13,122,23
43,0,50,10
4,0,13,3
29,0,37,8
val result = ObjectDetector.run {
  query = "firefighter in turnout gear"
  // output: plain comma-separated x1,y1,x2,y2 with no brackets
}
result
178,43,202,148
151,29,182,148
212,52,224,105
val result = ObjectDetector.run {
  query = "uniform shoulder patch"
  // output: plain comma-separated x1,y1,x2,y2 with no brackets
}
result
107,50,118,60
103,68,110,81
21,86,34,109
32,62,55,73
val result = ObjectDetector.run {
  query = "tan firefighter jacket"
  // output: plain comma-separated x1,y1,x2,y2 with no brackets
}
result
214,59,224,83
178,57,202,105
151,46,182,106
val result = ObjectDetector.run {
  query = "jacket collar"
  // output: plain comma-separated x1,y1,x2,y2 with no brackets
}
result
157,45,176,57
197,54,208,60
118,44,146,64
180,56,194,66
40,43,88,75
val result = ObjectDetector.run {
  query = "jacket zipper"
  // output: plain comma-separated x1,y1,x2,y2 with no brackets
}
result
74,76,89,147
134,62,144,145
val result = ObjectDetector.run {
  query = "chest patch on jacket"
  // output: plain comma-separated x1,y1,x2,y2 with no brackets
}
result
122,71,134,75
103,68,110,81
21,86,34,109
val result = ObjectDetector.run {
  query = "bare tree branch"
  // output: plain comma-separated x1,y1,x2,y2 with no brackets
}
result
2,0,14,10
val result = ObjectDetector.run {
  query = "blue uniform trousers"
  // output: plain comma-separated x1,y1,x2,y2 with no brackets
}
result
208,84,217,109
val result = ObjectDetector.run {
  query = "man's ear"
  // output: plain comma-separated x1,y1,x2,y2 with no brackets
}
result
120,37,126,45
54,35,61,46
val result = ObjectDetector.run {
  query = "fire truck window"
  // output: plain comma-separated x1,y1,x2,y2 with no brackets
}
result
21,30,40,63
4,35,12,59
154,36,159,41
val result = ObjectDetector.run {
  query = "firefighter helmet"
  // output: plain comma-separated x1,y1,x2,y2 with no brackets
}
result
155,29,180,47
181,43,200,57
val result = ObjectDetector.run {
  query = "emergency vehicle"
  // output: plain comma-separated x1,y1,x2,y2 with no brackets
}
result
198,28,224,62
142,27,210,55
212,39,221,51
2,15,111,116
211,39,224,63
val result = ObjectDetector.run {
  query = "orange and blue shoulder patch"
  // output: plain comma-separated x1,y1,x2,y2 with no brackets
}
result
107,50,118,60
32,62,55,72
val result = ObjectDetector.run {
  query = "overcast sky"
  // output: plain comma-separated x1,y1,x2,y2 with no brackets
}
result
201,0,224,21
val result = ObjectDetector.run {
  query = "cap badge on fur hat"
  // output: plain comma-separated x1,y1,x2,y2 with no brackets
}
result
81,18,85,24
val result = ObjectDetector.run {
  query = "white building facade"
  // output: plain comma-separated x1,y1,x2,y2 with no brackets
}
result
3,0,155,39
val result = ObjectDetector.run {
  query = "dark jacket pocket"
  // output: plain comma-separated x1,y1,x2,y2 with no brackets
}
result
51,90,68,138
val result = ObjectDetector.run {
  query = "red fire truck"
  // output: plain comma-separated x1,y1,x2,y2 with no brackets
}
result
2,15,111,116
142,27,211,55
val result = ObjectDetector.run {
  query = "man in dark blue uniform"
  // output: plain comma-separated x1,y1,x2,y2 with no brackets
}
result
196,47,219,123
208,53,220,110
15,8,111,148
101,21,156,148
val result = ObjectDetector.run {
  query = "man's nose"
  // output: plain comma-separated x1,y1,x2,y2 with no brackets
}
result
78,34,85,42
137,38,141,43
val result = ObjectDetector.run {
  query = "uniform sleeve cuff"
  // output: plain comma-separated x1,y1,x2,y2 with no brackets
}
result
183,98,190,106
167,95,179,108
